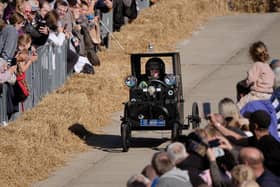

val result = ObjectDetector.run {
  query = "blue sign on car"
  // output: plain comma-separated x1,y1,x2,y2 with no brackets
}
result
140,119,165,127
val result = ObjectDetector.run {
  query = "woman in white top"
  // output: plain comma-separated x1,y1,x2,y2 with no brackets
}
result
45,10,65,46
45,10,93,74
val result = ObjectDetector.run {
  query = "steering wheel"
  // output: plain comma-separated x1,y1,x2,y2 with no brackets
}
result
148,79,168,87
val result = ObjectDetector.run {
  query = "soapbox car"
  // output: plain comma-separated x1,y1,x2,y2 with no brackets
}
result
120,52,200,152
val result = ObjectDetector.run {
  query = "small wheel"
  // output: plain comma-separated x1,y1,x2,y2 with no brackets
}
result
192,102,200,129
121,123,130,152
171,122,181,141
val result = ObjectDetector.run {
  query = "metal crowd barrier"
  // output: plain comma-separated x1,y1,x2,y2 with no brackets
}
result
137,0,150,10
100,11,113,48
99,0,150,49
0,84,8,124
0,41,67,124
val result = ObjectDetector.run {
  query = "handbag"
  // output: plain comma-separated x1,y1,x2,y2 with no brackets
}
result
13,72,29,103
89,20,101,45
6,73,16,85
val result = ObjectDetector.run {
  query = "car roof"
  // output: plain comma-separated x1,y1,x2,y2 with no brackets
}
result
130,52,181,78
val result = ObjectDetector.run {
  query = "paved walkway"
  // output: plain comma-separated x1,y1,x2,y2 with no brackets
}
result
33,13,280,187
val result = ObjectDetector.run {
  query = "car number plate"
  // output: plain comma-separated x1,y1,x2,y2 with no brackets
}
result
140,119,165,127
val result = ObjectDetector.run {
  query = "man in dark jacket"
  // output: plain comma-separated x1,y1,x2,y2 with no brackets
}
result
239,147,280,187
224,110,280,176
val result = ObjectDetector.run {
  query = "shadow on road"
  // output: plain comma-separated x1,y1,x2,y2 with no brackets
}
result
68,123,169,152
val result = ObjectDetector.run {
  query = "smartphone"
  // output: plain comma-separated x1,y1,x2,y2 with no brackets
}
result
212,147,225,158
202,102,211,120
208,139,220,148
7,58,17,66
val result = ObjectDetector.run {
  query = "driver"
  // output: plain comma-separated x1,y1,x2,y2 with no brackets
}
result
146,57,165,80
139,57,165,88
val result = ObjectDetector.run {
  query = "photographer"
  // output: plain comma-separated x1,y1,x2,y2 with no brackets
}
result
24,0,50,47
205,138,235,187
211,110,280,177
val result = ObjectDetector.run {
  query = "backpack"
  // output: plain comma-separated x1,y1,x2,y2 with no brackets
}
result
123,0,138,20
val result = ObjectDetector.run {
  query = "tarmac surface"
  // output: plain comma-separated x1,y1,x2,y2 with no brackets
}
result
33,13,280,187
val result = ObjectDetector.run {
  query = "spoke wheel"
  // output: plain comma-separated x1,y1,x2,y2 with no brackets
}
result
121,123,130,152
192,102,200,129
171,122,181,141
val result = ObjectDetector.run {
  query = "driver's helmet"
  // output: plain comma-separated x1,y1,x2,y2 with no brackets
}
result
145,57,165,79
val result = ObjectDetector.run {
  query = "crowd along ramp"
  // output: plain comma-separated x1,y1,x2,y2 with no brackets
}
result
33,13,280,187
180,13,280,115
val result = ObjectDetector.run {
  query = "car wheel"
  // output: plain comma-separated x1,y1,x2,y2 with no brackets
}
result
192,102,200,129
121,123,130,152
171,122,181,141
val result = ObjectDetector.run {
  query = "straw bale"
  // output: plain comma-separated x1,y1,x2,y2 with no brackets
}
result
0,0,231,186
230,0,280,12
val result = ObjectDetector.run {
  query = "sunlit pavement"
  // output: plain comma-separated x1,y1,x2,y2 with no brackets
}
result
33,13,280,187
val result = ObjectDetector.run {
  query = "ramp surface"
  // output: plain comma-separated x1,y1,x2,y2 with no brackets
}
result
33,13,280,187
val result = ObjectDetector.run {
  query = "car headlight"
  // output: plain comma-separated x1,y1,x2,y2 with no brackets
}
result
148,86,156,96
164,74,176,86
125,75,137,88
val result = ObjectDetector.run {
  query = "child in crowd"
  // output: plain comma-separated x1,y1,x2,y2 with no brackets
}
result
15,34,37,73
237,41,275,109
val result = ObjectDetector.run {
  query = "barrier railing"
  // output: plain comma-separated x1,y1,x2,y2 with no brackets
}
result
137,0,150,10
0,41,67,124
0,1,152,123
100,11,113,48
0,84,8,124
99,0,150,49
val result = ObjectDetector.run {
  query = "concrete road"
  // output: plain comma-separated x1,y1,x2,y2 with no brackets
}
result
33,13,280,187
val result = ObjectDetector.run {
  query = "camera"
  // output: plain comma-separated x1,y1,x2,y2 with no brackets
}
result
34,17,47,30
208,139,220,148
7,58,17,66
37,19,46,28
203,102,211,120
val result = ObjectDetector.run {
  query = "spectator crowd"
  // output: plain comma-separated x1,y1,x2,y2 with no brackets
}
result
0,1,278,186
0,0,158,121
126,41,280,187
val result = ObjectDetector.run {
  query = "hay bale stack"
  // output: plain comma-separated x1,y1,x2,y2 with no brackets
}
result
0,0,230,186
230,0,280,12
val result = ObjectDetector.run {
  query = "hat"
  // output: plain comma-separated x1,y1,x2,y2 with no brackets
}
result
249,110,271,129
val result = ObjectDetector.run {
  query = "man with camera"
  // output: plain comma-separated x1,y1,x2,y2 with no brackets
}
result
24,0,49,47
210,110,280,177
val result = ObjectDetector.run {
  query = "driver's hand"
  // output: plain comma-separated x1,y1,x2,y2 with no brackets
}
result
139,81,148,89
